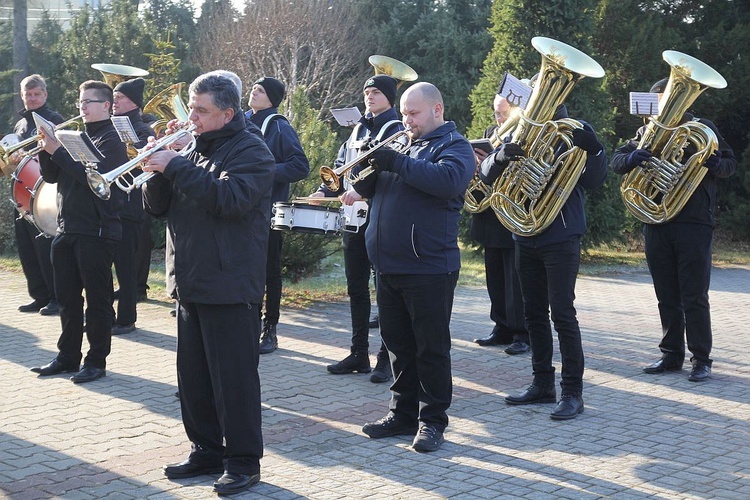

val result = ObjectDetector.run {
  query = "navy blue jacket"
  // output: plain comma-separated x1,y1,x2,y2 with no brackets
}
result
39,119,126,240
245,107,309,204
143,113,275,304
610,115,736,227
354,121,474,274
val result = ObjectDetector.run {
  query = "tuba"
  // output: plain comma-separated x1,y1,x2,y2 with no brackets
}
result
489,37,605,236
92,63,149,88
369,55,418,88
619,51,727,224
143,83,189,137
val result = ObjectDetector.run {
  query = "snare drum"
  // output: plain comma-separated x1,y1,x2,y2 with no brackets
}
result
272,202,343,235
11,155,58,237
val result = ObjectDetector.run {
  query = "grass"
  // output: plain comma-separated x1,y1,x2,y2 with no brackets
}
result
1,237,747,309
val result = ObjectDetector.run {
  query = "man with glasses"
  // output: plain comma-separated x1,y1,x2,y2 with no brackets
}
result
471,92,529,355
31,80,128,384
142,73,275,495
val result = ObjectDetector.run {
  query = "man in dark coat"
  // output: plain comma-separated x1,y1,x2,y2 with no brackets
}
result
142,73,275,496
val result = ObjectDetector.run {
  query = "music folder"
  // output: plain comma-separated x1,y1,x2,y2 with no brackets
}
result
55,130,105,165
330,107,362,127
470,139,494,154
32,112,56,140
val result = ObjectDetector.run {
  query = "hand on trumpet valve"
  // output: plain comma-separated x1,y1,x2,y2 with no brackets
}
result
141,149,178,174
368,147,399,172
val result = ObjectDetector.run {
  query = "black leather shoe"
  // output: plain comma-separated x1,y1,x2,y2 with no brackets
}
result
688,363,711,382
505,341,530,355
19,299,47,313
112,323,136,335
362,413,418,439
643,357,683,374
505,384,557,405
474,331,513,346
30,359,79,376
164,459,224,479
550,394,584,420
213,472,260,495
70,366,106,383
39,300,60,316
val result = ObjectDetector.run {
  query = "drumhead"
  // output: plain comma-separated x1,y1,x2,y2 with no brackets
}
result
30,181,59,237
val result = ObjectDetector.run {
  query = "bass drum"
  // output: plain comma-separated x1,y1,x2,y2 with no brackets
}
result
11,155,58,237
271,202,343,235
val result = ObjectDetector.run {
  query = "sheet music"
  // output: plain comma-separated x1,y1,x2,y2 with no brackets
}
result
32,112,56,140
111,115,140,144
330,107,362,127
629,92,659,116
497,73,533,110
55,130,105,165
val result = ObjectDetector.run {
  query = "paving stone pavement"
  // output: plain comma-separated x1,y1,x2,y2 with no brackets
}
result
1,264,749,499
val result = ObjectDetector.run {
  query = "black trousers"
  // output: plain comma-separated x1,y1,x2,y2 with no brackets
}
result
378,272,458,431
51,234,117,369
516,238,584,396
261,229,283,326
134,214,153,296
644,222,713,364
113,218,138,326
343,229,373,352
485,245,528,342
15,215,55,303
177,301,263,475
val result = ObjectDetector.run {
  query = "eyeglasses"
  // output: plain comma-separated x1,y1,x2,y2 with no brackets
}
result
75,99,106,109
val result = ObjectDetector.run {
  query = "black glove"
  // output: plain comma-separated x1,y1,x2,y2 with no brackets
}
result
360,138,375,152
624,148,653,169
479,143,525,185
572,127,602,155
368,147,399,172
704,150,722,172
493,142,526,168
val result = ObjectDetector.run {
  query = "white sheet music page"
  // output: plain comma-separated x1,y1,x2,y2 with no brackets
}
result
330,107,362,127
111,115,140,144
629,92,659,116
497,73,533,110
55,130,105,165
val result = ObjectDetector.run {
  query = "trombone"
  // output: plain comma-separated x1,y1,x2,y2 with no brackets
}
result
319,128,411,192
86,123,197,200
1,114,84,173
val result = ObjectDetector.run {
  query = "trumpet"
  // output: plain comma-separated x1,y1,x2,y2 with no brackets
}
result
319,128,411,192
86,123,197,200
1,114,84,174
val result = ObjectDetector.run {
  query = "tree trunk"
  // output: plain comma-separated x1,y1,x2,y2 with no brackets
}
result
12,0,29,113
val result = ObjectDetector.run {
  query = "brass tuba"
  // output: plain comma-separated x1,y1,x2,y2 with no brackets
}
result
619,51,727,224
489,37,605,236
143,82,190,137
369,55,418,88
91,63,149,88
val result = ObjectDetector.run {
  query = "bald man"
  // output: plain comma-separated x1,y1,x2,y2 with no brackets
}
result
353,82,474,452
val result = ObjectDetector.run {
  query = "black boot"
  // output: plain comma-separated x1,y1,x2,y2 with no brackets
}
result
327,347,371,374
370,349,392,383
259,322,278,354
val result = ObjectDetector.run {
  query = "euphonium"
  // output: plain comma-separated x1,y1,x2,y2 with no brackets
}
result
620,51,727,224
489,37,605,236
